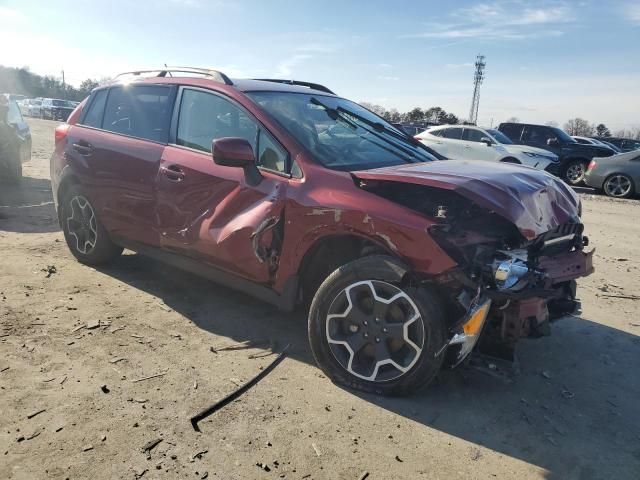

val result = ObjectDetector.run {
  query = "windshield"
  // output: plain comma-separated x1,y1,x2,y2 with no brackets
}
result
246,92,437,170
551,127,576,143
487,128,513,144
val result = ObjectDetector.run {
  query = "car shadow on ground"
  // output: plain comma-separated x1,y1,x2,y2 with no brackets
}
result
0,176,58,233
98,252,640,480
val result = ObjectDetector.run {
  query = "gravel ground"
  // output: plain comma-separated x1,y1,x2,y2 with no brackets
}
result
1,118,639,480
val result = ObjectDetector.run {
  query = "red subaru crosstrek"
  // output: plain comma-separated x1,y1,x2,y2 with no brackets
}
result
51,68,593,395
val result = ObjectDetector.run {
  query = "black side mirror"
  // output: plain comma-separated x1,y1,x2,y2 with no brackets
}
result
480,137,493,146
212,137,262,186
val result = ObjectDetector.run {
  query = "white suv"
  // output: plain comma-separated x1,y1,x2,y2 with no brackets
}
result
416,125,559,171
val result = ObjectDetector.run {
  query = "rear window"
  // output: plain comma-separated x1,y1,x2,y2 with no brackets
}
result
102,85,173,143
81,89,108,128
441,127,463,139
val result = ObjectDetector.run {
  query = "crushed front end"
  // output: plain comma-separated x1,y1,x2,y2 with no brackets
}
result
428,197,594,365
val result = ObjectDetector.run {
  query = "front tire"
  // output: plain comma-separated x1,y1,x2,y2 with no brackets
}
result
563,159,588,186
60,185,122,265
308,256,446,396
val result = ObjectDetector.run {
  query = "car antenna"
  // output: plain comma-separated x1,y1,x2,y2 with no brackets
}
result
164,63,173,77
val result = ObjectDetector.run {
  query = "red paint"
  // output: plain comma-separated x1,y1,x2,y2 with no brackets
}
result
51,76,583,302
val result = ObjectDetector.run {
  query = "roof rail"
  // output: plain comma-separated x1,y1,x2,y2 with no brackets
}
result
115,67,233,85
253,79,335,95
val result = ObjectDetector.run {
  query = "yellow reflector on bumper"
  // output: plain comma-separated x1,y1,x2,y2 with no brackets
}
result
463,300,492,336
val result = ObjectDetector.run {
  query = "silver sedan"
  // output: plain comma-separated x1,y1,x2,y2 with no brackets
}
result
585,150,640,198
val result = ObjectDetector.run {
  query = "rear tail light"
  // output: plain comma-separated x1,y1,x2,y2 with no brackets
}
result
587,160,597,171
54,123,70,144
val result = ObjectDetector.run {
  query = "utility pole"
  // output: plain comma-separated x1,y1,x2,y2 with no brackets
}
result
61,69,66,99
468,54,486,125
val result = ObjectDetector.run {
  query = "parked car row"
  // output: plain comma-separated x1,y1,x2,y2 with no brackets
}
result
16,97,76,121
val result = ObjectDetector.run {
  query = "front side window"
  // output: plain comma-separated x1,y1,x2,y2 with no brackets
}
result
176,89,257,153
499,124,522,141
524,126,556,144
81,89,108,128
102,85,173,143
247,92,436,171
257,130,287,173
462,128,485,142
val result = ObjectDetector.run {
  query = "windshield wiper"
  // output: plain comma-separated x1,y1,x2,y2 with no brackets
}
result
310,97,423,162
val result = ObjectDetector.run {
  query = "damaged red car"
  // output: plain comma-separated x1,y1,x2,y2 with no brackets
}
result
50,68,594,395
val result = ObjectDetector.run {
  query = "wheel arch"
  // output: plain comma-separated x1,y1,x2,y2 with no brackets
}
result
500,156,521,164
296,233,408,307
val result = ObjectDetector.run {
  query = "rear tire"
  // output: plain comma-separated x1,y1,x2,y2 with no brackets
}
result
308,255,446,396
563,159,588,186
603,173,635,198
60,184,123,265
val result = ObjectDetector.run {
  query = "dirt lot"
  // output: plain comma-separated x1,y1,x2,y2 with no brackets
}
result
1,118,639,480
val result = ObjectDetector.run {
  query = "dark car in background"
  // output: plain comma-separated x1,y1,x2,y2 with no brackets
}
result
0,94,31,182
585,150,640,198
594,137,640,153
498,122,614,185
41,98,75,121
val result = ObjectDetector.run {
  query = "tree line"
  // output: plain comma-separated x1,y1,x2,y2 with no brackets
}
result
0,66,101,102
360,103,460,125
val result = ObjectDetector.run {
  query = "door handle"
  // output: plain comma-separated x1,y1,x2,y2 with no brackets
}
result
160,165,185,182
72,141,93,156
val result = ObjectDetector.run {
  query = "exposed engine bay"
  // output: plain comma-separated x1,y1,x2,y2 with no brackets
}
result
360,181,594,363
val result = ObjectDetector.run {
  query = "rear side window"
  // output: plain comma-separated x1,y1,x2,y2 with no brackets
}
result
428,129,443,137
7,101,22,124
462,128,484,142
102,85,172,143
176,89,257,153
442,127,463,139
499,124,522,141
81,89,108,128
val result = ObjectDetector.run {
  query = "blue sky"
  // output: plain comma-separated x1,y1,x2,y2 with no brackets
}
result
1,0,639,129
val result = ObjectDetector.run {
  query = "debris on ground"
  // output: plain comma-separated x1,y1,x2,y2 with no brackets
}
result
132,371,168,383
395,455,403,462
192,449,208,460
100,384,110,393
357,472,370,480
256,462,271,472
27,408,46,419
83,444,94,452
541,371,552,379
142,438,163,459
86,319,101,329
212,339,271,352
42,265,57,278
190,344,290,432
312,442,322,457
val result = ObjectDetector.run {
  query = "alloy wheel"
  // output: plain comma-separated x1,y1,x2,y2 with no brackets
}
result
566,162,586,185
325,280,425,382
66,196,98,254
604,175,632,198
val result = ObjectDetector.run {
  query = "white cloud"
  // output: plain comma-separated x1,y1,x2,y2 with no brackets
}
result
626,3,640,25
274,54,312,77
404,1,574,40
0,6,25,22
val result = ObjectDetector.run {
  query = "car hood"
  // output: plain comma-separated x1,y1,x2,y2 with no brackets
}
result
353,160,580,240
565,143,612,157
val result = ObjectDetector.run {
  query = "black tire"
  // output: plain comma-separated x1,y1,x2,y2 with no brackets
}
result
562,159,588,186
603,173,635,199
60,184,122,265
308,255,446,396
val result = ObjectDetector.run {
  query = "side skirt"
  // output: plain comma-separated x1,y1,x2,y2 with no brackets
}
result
113,238,299,312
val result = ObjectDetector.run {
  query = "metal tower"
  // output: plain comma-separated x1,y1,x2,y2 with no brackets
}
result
468,54,486,125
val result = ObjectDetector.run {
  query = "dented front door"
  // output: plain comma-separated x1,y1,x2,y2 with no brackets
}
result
155,145,286,284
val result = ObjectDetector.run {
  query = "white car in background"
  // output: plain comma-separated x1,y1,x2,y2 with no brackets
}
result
415,125,560,172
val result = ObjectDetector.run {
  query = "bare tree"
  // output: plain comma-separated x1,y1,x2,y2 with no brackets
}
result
564,118,594,136
595,123,611,137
